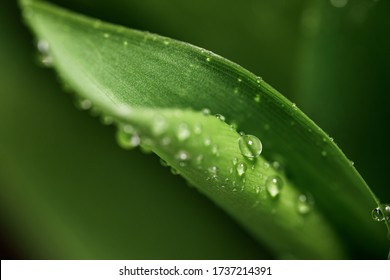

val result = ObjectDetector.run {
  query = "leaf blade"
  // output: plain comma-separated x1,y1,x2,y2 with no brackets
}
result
20,0,388,258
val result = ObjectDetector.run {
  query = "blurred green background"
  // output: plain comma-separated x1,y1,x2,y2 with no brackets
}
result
0,0,389,259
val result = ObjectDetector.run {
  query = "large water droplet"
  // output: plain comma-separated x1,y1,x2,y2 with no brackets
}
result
297,193,314,215
236,162,247,177
238,134,263,158
116,128,140,150
177,123,190,141
372,204,390,222
266,176,283,198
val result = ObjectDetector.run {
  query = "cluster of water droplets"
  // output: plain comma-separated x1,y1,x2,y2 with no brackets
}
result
36,39,53,67
372,204,390,222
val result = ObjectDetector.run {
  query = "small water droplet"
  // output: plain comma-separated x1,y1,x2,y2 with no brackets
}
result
208,166,218,175
266,175,283,198
297,193,314,215
211,144,219,156
177,123,191,141
254,94,261,103
204,137,211,146
238,134,263,158
123,41,128,46
193,123,202,134
350,160,355,166
232,157,238,166
215,114,226,122
236,162,247,177
171,167,180,175
233,88,239,94
372,204,390,222
160,158,169,167
230,122,238,130
321,150,327,157
292,103,298,110
160,136,171,146
78,99,92,110
237,78,242,83
152,116,167,135
330,0,348,8
103,33,110,38
163,40,170,46
256,76,263,84
264,124,270,131
102,115,113,125
195,154,204,167
202,108,211,115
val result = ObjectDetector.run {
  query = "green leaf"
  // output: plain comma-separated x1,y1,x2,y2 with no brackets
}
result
19,0,389,259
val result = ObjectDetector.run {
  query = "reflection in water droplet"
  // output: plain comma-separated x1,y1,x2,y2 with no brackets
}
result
372,204,390,222
236,162,247,177
238,134,263,158
297,193,314,215
266,176,283,198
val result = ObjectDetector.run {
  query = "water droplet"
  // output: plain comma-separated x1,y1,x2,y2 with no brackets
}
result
350,160,355,166
206,57,211,62
236,162,247,177
160,136,171,146
160,158,169,167
102,115,113,125
171,167,180,175
36,39,53,67
176,150,190,161
238,134,263,159
123,41,128,46
230,122,238,130
292,103,298,110
177,123,190,141
272,161,281,170
201,108,211,115
372,204,390,222
152,116,167,135
266,175,283,198
232,157,238,166
208,166,218,175
163,40,169,46
37,39,49,54
330,0,348,8
203,137,211,146
195,155,204,166
215,114,226,122
237,77,242,83
116,129,140,150
211,144,219,156
264,124,270,131
256,76,263,84
321,150,327,157
297,193,314,215
193,123,202,134
233,88,239,94
254,94,261,103
78,99,92,110
103,33,110,38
